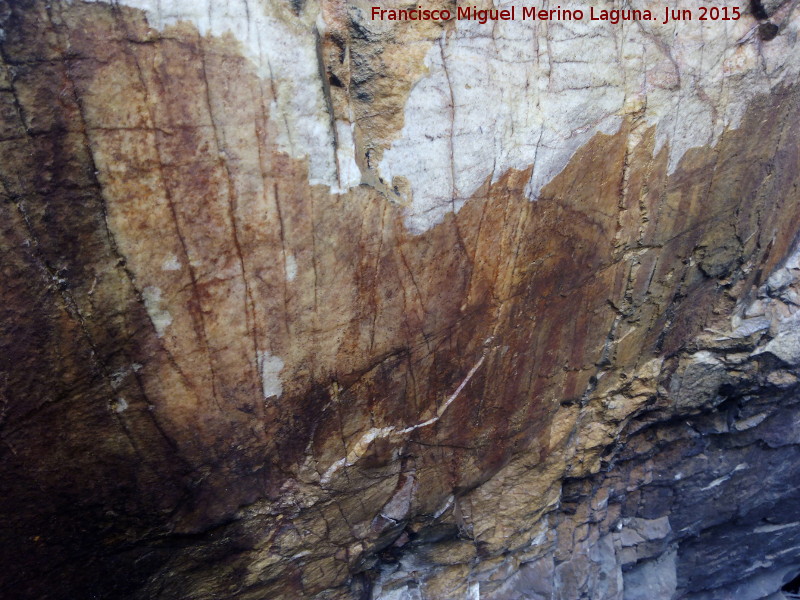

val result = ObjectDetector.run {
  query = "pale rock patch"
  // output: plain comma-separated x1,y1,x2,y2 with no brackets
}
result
257,350,285,399
141,285,173,337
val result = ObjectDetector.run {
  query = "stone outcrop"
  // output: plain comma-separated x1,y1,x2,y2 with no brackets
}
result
374,247,800,600
1,0,799,598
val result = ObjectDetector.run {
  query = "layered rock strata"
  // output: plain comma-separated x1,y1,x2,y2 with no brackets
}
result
0,0,799,598
375,247,800,600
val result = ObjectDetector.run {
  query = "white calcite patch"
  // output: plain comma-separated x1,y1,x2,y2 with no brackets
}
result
700,463,748,491
257,350,285,399
141,285,173,337
72,0,800,234
378,0,800,233
161,254,181,271
320,350,487,485
333,120,362,193
284,253,297,282
74,0,358,192
466,582,481,600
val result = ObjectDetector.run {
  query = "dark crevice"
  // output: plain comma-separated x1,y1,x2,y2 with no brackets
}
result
751,0,770,20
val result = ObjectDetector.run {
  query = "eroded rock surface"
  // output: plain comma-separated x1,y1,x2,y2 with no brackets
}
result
1,0,799,598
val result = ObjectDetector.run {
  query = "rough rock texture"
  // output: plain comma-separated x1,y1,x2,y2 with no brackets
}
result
1,0,800,598
377,248,800,600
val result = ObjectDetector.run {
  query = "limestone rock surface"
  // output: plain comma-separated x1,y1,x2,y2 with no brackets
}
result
1,0,800,598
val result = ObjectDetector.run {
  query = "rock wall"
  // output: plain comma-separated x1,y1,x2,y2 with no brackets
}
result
0,0,799,598
376,248,800,600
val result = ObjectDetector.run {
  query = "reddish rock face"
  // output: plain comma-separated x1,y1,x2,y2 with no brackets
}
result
1,1,799,598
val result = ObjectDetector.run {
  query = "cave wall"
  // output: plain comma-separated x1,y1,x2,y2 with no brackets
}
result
0,0,799,598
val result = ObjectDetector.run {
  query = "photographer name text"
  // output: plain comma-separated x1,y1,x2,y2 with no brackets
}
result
370,5,743,25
